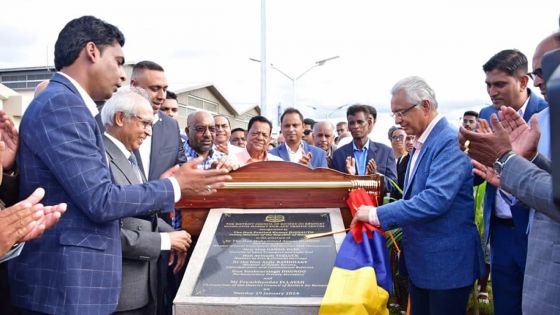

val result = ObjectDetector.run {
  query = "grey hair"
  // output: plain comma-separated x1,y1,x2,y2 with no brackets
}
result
313,121,335,134
390,76,438,110
101,86,150,128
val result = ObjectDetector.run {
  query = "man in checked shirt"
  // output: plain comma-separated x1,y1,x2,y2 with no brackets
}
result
183,110,235,170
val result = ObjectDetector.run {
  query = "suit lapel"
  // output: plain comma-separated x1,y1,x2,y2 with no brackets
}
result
403,118,448,197
403,149,414,193
366,141,377,166
279,144,290,161
523,91,541,121
103,136,142,185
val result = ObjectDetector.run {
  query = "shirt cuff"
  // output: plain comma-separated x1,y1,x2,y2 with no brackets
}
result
0,242,24,263
168,177,181,202
367,206,380,226
160,233,171,250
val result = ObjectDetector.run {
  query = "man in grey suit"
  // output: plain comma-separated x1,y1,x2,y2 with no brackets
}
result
130,61,188,314
460,31,560,315
100,87,192,314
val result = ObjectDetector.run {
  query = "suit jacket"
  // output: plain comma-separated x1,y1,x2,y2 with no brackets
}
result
104,136,175,313
135,113,186,181
8,73,176,315
331,140,397,194
376,118,483,289
500,154,560,314
268,142,327,168
478,89,548,244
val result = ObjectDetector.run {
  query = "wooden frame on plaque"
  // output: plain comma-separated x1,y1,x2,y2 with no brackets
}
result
177,161,383,236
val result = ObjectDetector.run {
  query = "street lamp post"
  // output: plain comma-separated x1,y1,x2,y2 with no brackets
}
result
326,103,351,119
250,56,339,108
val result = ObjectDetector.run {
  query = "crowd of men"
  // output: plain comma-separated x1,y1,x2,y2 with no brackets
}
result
0,14,559,315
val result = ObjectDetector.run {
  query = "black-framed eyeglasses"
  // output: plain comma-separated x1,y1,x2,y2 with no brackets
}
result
391,135,405,142
134,116,153,130
303,129,312,136
391,102,421,119
194,126,216,134
528,68,543,80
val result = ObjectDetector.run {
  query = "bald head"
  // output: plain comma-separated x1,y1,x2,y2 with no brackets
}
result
34,80,49,98
532,32,560,101
186,111,215,155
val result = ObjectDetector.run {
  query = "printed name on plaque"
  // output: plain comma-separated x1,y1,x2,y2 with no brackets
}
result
193,212,336,297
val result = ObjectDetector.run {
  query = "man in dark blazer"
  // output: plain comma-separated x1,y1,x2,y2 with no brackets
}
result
477,49,548,315
354,76,483,314
130,60,189,314
101,87,191,314
331,104,397,193
8,16,230,314
130,61,187,188
269,108,327,168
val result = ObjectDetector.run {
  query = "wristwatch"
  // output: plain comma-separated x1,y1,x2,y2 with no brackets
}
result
493,151,516,176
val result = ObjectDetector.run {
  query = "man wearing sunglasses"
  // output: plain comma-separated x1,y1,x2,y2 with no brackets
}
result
476,49,548,315
184,111,227,170
353,77,483,315
302,118,316,145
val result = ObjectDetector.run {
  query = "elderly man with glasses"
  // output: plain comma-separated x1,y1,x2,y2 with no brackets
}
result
183,111,228,170
100,87,192,315
353,76,484,315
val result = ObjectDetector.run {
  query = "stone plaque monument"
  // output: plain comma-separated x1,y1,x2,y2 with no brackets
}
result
174,208,345,315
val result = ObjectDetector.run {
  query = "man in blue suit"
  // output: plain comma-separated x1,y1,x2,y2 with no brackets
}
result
8,16,230,314
354,76,483,315
477,49,548,315
461,31,560,315
269,108,327,168
331,104,397,193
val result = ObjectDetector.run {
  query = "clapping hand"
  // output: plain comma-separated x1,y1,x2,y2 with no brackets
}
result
298,152,312,166
345,156,356,175
366,159,377,175
0,110,18,171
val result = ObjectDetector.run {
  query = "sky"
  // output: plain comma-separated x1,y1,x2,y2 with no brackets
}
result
1,0,558,143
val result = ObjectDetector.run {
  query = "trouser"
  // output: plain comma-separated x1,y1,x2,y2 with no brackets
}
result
490,219,527,315
408,282,472,315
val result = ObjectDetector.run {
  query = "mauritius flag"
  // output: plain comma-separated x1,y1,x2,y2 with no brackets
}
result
319,188,392,315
